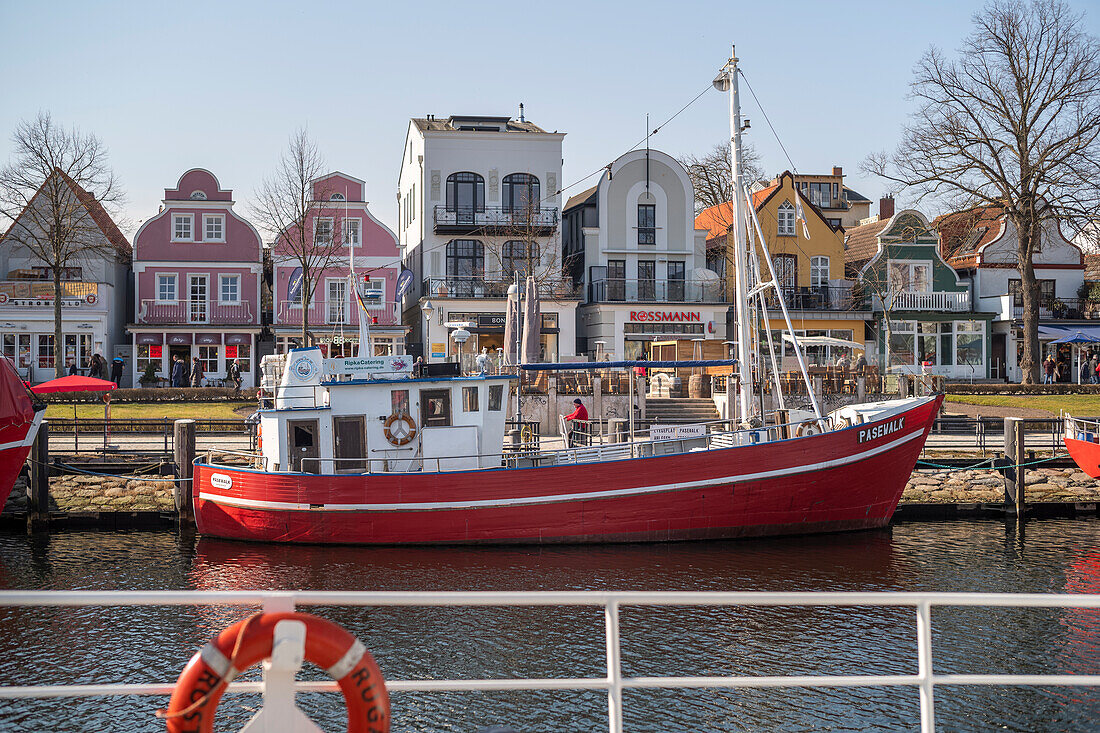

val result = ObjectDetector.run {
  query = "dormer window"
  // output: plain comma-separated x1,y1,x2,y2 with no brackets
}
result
190,191,207,200
330,193,345,201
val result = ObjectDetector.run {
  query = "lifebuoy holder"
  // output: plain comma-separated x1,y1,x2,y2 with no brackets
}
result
383,412,417,446
161,611,389,733
796,421,824,438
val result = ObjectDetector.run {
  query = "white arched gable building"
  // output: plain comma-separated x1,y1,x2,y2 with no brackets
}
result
562,148,723,360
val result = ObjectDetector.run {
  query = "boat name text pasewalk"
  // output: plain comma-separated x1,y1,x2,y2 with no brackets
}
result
859,418,905,444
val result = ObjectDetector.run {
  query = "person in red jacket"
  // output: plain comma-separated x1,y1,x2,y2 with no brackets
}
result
563,398,589,447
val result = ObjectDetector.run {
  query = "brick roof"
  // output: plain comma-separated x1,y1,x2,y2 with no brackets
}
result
694,183,782,241
842,217,890,274
1086,253,1100,281
933,204,1006,267
0,168,130,258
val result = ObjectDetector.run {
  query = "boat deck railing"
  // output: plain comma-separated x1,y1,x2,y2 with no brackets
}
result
1,590,1097,733
1064,414,1099,443
199,413,842,475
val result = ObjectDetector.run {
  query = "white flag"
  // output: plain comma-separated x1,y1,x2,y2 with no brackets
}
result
795,197,810,239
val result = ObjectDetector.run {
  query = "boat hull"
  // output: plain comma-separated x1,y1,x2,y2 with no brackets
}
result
1065,436,1100,479
194,395,943,545
0,407,42,511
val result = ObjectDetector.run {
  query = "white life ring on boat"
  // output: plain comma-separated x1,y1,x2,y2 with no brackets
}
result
383,412,417,446
161,612,389,733
796,421,823,437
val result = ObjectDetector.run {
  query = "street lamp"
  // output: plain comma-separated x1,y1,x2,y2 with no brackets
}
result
451,327,470,371
421,300,434,363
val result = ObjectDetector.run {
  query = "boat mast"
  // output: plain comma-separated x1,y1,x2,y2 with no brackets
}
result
716,46,754,423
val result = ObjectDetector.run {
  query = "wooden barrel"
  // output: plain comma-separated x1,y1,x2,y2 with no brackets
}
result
688,374,711,398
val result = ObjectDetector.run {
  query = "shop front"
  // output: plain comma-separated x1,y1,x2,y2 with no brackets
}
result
132,330,258,388
579,304,728,361
873,314,994,379
1,318,108,383
436,311,563,367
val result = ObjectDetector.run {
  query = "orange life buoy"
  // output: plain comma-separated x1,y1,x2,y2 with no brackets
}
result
383,413,417,446
796,421,823,438
162,612,389,733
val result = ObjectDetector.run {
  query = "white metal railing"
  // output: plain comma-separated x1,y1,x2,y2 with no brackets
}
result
1064,414,1099,442
881,290,970,312
138,298,254,324
0,590,1097,733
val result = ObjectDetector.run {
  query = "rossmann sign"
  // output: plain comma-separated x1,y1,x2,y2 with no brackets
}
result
629,311,702,322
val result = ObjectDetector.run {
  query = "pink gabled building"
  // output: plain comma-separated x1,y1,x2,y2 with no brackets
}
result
130,169,263,387
271,172,406,356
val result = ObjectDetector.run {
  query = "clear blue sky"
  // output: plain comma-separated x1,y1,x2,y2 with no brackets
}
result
4,0,1099,238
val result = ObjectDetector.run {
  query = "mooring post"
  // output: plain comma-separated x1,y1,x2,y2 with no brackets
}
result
856,375,867,402
1003,417,1024,511
1014,418,1026,516
173,419,196,526
27,419,50,533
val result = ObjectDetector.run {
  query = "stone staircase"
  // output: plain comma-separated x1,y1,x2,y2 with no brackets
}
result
645,398,720,425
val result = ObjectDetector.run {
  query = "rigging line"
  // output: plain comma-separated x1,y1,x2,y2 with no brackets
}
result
738,69,799,175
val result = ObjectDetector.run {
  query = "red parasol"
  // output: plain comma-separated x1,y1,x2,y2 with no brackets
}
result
31,375,117,393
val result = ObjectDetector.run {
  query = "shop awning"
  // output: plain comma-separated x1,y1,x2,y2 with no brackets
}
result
781,334,864,350
1038,325,1100,340
134,333,163,345
195,333,222,345
165,333,193,345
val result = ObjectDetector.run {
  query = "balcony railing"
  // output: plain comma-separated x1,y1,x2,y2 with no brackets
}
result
424,277,582,300
876,290,971,312
137,299,254,325
276,299,400,327
1012,297,1094,320
588,278,728,304
433,205,559,233
768,285,861,311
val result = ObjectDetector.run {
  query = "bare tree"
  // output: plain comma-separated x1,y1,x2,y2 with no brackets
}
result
0,112,125,378
252,129,345,347
865,0,1100,384
679,141,765,218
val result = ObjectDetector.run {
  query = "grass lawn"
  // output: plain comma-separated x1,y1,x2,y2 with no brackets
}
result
945,394,1100,415
45,401,255,420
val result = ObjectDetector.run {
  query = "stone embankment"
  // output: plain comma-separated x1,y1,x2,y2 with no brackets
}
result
901,466,1100,504
3,474,175,515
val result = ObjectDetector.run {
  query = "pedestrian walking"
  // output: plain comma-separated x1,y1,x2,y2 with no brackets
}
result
1042,355,1055,384
190,357,204,387
87,354,102,379
66,359,78,376
171,355,185,387
227,359,242,395
110,358,123,386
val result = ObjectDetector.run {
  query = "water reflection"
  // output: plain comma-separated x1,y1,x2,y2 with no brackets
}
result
0,519,1096,731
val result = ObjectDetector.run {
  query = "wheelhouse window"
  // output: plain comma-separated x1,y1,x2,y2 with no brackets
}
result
445,172,485,213
502,240,539,277
810,256,830,288
777,202,796,236
502,173,539,214
203,215,224,242
462,386,479,412
638,203,656,245
173,215,193,241
488,384,503,411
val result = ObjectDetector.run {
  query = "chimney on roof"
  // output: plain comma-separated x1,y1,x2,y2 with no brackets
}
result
833,166,843,177
880,195,895,220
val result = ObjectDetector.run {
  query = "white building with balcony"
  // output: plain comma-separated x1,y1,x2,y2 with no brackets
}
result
0,170,131,383
561,148,724,360
937,204,1090,382
845,209,995,379
397,113,580,365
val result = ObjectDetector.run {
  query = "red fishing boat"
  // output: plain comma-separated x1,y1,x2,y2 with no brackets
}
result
0,357,45,510
1064,414,1100,479
192,48,944,545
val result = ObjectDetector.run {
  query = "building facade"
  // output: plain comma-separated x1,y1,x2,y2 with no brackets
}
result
397,114,579,365
563,148,724,360
697,171,871,367
130,169,263,387
0,171,130,383
846,209,995,379
271,172,406,356
752,166,871,230
937,205,1090,382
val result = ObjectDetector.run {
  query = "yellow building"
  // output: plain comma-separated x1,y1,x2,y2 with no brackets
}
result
695,171,871,366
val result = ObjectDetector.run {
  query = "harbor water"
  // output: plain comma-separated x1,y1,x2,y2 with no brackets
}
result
0,518,1097,732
